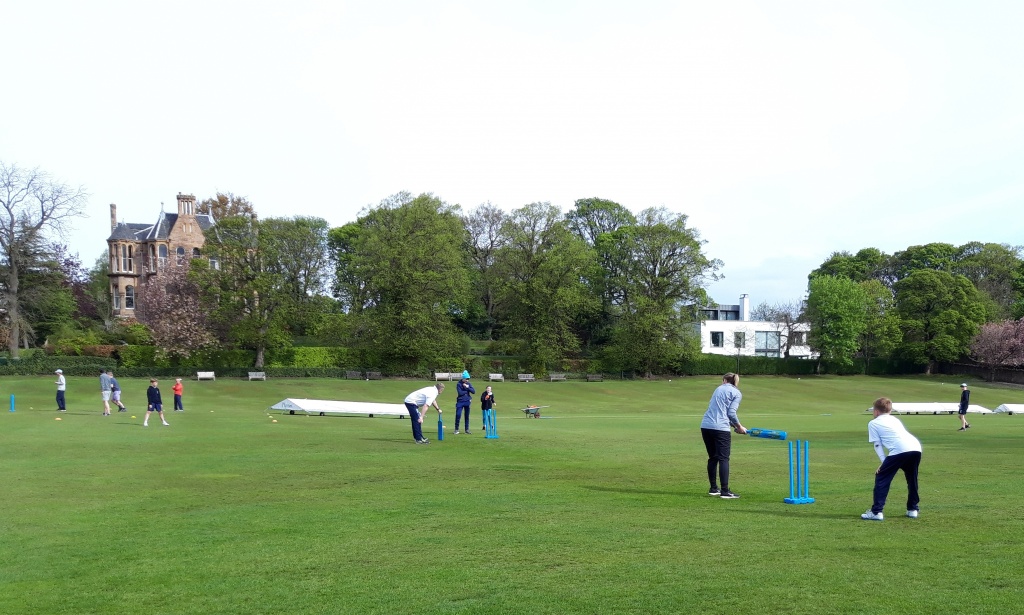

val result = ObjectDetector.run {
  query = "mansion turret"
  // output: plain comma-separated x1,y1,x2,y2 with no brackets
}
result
107,193,216,318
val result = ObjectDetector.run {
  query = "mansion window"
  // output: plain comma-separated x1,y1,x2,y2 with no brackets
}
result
159,245,168,269
125,286,135,309
112,287,121,309
120,245,133,273
176,246,186,265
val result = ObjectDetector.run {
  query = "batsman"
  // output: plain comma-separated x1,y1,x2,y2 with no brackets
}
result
699,373,747,499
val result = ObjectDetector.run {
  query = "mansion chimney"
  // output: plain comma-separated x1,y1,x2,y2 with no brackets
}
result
177,192,196,217
110,204,117,230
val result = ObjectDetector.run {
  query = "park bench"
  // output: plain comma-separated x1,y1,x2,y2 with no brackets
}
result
434,372,454,381
196,371,216,381
517,373,535,383
248,372,267,381
488,373,505,382
346,370,362,380
366,371,382,380
587,374,604,382
549,373,567,382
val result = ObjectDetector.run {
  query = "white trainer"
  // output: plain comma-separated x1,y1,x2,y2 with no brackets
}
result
861,510,884,521
906,510,918,519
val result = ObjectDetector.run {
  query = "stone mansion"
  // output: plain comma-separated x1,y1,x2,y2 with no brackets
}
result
107,193,216,318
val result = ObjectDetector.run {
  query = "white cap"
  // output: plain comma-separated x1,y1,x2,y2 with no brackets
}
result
960,383,968,387
55,369,63,374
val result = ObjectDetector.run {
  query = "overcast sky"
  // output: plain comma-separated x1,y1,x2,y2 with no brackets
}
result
3,1,1023,307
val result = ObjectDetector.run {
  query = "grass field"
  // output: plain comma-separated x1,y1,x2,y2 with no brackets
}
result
3,374,1024,614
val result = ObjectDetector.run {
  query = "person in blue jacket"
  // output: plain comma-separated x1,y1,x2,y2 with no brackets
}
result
454,370,475,434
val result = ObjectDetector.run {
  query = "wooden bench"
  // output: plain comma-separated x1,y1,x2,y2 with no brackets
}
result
517,373,535,383
196,371,216,381
434,372,454,381
248,372,267,381
366,371,382,380
587,374,604,382
549,373,567,382
346,370,362,380
488,373,505,382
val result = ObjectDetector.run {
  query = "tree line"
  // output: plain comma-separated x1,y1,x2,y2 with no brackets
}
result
3,159,1022,376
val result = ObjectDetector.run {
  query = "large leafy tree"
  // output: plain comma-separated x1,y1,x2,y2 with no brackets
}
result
331,193,470,371
197,192,256,220
491,202,598,371
605,207,718,375
194,215,322,368
565,197,636,349
461,202,507,339
805,275,868,368
810,248,891,285
857,279,902,369
0,162,88,356
894,269,987,372
953,242,1023,319
262,216,332,336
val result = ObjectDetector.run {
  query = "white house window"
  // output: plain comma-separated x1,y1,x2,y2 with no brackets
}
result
755,331,781,357
711,332,724,347
734,332,746,349
791,332,807,345
125,286,135,309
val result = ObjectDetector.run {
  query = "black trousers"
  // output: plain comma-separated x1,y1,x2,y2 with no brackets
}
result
701,428,733,490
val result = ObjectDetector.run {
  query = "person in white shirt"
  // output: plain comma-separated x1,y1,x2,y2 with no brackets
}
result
54,369,67,412
403,383,445,444
862,397,923,521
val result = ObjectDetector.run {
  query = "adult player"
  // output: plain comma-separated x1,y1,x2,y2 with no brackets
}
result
403,383,445,444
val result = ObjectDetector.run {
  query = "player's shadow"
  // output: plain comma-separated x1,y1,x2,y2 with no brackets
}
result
583,485,682,497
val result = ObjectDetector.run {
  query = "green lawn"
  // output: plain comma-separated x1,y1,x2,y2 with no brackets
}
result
2,375,1023,614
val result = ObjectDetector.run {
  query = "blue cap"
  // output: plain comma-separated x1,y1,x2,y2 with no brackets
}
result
462,370,471,379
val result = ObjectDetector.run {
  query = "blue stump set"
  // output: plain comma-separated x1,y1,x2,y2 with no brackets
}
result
784,439,815,505
483,409,499,439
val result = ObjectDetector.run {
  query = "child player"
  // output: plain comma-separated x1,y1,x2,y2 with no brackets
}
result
861,397,922,521
144,378,171,427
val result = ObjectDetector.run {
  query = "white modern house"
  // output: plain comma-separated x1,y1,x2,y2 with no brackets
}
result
694,294,816,359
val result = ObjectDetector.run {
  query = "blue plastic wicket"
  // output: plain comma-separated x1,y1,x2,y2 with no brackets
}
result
438,414,444,441
484,409,499,439
9,394,14,412
784,440,815,504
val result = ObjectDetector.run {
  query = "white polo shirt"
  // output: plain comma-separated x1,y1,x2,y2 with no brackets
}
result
868,413,922,456
405,386,440,407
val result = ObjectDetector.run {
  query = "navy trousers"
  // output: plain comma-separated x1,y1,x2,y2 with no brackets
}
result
405,403,425,441
56,390,66,410
455,402,471,430
872,451,921,514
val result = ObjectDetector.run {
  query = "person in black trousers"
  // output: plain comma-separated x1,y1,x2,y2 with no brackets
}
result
958,383,971,431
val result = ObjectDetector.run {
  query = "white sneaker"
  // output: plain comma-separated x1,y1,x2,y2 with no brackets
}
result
906,510,918,519
143,423,148,427
454,430,459,435
162,422,170,426
861,510,883,521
